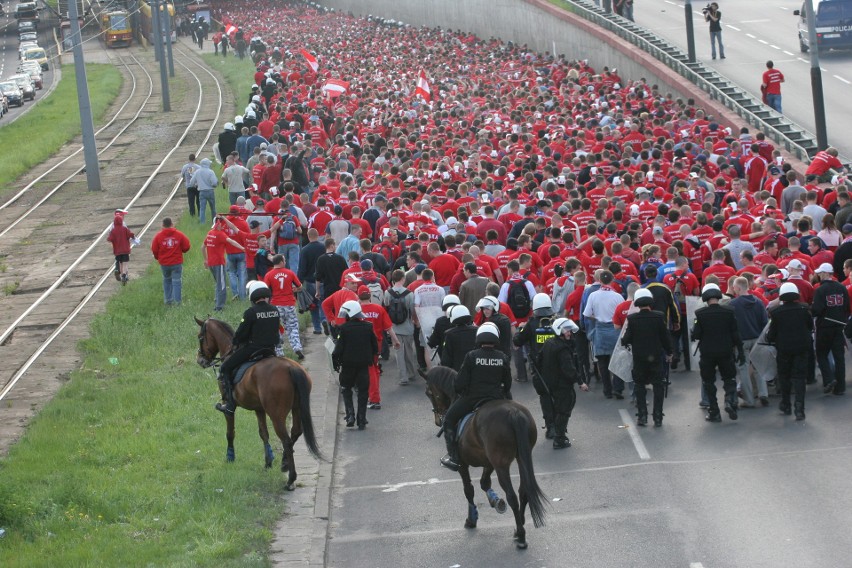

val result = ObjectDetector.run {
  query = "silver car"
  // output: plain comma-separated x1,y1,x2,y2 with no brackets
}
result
9,74,35,101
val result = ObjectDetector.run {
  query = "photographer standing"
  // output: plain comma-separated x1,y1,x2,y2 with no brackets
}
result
704,3,725,60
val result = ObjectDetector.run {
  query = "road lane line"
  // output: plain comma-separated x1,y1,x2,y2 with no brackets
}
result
835,75,851,85
619,409,651,461
784,50,794,55
726,25,741,31
740,19,770,23
747,33,757,38
798,57,808,62
758,39,769,45
690,564,705,568
770,44,780,49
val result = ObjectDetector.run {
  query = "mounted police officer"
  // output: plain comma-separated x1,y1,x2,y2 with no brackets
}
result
440,323,512,471
768,282,814,420
513,293,558,439
622,288,673,427
441,305,478,372
692,283,745,423
427,294,460,366
216,281,281,414
332,300,378,429
540,318,589,449
475,295,513,356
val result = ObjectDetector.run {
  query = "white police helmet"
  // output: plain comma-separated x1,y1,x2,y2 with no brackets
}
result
442,294,461,310
552,317,579,335
475,295,500,312
448,305,471,324
338,300,363,319
476,322,500,344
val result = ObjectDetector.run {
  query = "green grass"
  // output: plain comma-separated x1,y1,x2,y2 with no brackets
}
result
201,53,255,113
0,189,313,565
0,64,122,196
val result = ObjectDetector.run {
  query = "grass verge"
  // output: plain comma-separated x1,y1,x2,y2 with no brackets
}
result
201,53,255,113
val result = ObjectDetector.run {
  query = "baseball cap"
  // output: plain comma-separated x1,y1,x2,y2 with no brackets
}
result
357,285,371,298
843,223,852,234
360,259,373,270
815,263,835,275
345,273,362,283
414,263,427,275
787,259,805,270
653,188,665,198
778,268,790,280
689,172,699,179
635,186,650,195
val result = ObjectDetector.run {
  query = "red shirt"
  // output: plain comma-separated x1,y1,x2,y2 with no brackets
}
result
564,285,586,322
203,229,229,267
612,299,632,328
703,263,737,293
429,254,461,286
321,288,358,326
762,68,784,95
264,267,302,307
359,302,392,344
151,227,190,266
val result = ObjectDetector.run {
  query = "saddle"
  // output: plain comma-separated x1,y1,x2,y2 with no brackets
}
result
458,411,477,439
230,348,277,386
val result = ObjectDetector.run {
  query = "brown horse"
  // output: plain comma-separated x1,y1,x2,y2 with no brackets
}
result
195,317,323,490
424,366,547,549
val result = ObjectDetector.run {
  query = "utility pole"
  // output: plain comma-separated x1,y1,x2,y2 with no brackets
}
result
152,0,171,111
67,0,101,191
151,0,161,62
162,3,175,77
805,0,828,150
685,0,696,63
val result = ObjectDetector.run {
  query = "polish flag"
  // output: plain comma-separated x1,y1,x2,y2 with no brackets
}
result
225,24,237,36
321,79,350,98
414,70,431,102
300,49,319,73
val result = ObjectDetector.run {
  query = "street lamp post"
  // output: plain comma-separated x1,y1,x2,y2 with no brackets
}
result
685,0,697,63
805,0,829,150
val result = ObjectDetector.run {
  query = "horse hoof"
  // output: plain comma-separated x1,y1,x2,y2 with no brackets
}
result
226,449,235,463
495,499,507,514
516,541,528,550
285,483,295,492
265,462,273,469
464,519,477,529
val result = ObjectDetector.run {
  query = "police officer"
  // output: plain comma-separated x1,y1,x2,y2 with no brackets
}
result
427,294,460,366
441,305,478,372
332,300,379,429
216,281,281,414
440,323,512,471
475,295,513,356
692,283,745,422
768,283,814,420
513,293,558,438
540,318,589,449
812,263,849,395
622,288,673,427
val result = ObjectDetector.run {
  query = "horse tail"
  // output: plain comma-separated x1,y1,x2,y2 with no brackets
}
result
511,410,547,528
290,364,325,462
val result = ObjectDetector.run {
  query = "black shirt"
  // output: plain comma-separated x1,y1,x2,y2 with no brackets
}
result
315,251,348,298
298,240,325,283
455,347,511,400
692,303,743,355
333,319,378,366
232,302,281,348
623,309,673,360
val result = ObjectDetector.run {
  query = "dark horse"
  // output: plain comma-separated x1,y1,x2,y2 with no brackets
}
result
423,366,547,549
195,317,323,490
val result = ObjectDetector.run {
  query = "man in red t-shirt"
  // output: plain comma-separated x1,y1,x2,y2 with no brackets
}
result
203,217,244,312
263,254,305,360
357,286,400,409
761,60,784,113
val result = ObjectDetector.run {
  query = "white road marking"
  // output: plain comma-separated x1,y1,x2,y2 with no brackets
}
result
690,563,706,568
834,75,851,85
726,25,741,31
770,44,781,50
758,39,769,45
740,19,770,23
784,50,794,56
380,478,442,493
665,0,677,4
746,33,757,38
798,57,809,63
780,5,789,9
619,409,651,461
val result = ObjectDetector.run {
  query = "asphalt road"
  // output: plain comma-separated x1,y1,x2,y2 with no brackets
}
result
0,0,56,122
327,350,852,567
632,0,852,159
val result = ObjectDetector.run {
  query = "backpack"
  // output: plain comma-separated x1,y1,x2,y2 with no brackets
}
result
361,273,385,305
387,289,412,325
507,275,532,318
613,276,632,300
278,216,297,240
671,276,686,307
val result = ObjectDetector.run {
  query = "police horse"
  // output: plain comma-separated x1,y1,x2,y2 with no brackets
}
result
195,317,323,490
423,366,547,549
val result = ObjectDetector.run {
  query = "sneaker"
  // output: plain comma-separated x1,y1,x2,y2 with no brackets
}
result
614,392,624,400
313,330,322,335
398,379,410,386
824,381,837,394
113,270,121,282
295,350,305,361
321,321,331,336
705,412,722,423
725,403,738,421
367,402,381,410
552,437,571,449
759,396,770,407
121,273,128,285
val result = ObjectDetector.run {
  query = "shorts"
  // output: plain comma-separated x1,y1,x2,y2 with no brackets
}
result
115,254,130,262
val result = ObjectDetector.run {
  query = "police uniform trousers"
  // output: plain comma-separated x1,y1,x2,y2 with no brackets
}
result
339,364,370,425
632,357,665,419
815,326,846,394
443,396,482,434
777,350,808,410
699,352,738,412
221,345,264,383
551,386,577,438
531,366,555,430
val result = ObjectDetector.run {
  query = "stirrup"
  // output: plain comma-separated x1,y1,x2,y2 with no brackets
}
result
440,454,460,472
215,400,235,415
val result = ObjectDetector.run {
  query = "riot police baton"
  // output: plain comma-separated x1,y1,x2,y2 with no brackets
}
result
528,357,555,404
662,356,671,398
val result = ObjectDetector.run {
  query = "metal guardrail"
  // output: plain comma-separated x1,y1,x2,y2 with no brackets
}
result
558,0,820,162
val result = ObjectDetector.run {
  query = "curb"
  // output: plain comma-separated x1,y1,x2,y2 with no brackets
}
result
310,340,339,567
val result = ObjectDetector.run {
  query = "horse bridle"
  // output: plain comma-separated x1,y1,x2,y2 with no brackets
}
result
197,319,225,371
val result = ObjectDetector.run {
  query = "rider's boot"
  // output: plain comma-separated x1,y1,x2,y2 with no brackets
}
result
343,393,355,428
440,428,461,471
215,372,236,414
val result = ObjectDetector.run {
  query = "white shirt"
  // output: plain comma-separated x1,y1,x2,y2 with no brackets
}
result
582,288,623,323
414,282,446,308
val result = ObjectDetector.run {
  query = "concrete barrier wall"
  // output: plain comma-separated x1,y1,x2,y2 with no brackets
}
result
319,0,688,99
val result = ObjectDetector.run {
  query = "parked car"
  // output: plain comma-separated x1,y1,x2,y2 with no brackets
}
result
9,74,35,101
18,31,37,43
18,63,43,89
0,81,24,107
22,47,48,70
18,41,38,59
17,20,36,33
0,92,8,117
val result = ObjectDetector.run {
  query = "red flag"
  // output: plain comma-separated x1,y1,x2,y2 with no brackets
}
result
321,79,350,99
300,49,319,73
414,70,431,102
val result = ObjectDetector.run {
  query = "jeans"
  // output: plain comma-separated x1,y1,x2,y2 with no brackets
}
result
228,191,246,205
304,281,324,332
209,264,227,310
199,190,216,224
766,93,782,113
226,253,247,299
736,339,765,406
710,30,725,59
160,263,183,305
278,242,300,272
186,187,199,216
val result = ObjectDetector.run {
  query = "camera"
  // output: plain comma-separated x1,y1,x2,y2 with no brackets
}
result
702,3,713,14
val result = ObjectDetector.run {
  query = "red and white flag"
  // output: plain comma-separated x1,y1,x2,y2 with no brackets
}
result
300,49,319,73
322,79,350,99
414,70,431,102
225,24,237,36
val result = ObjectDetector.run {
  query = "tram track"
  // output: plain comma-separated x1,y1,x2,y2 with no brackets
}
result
0,43,224,424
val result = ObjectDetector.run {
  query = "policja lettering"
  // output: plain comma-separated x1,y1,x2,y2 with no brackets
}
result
475,357,506,366
254,310,278,318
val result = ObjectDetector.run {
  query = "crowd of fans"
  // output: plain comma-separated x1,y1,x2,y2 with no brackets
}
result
195,0,851,419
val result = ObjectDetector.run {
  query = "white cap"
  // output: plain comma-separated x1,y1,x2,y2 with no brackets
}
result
816,263,835,275
612,176,622,185
778,268,790,280
702,283,721,295
787,259,805,271
269,186,279,196
635,186,650,195
634,288,653,301
689,172,699,179
252,95,261,102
